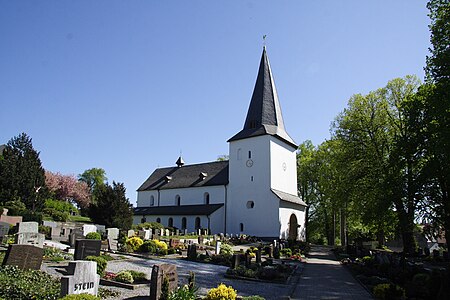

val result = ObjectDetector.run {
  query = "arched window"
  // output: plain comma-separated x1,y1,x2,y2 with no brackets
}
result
246,201,255,209
240,223,244,232
150,195,155,206
195,217,201,230
156,218,161,223
248,151,252,159
176,195,181,206
204,193,210,205
168,217,173,228
182,217,187,230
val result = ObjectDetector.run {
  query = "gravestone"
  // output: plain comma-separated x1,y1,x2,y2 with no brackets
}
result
138,229,151,240
187,244,197,260
231,254,240,269
94,224,106,235
127,229,135,238
15,232,45,248
165,229,170,236
197,229,201,236
153,229,160,240
43,220,58,228
101,240,109,251
106,228,120,240
51,225,62,238
108,238,118,252
175,229,180,236
183,229,188,235
70,229,84,247
2,244,43,270
198,236,204,245
244,253,251,268
82,224,97,237
215,241,221,255
255,249,262,264
61,260,100,297
0,221,9,238
150,264,178,300
74,239,102,260
17,221,38,233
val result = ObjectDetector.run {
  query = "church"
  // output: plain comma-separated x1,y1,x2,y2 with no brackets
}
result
133,47,307,240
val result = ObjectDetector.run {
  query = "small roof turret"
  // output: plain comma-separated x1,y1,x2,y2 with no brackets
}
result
176,156,185,167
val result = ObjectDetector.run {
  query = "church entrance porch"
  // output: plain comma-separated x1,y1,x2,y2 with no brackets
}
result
288,213,298,240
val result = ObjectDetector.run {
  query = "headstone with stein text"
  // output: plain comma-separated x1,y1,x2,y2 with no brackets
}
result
15,232,45,248
150,264,178,300
61,260,100,297
2,244,44,270
74,239,102,260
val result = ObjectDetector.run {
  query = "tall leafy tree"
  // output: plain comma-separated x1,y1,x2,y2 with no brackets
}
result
423,0,450,250
88,181,133,230
78,168,107,195
0,133,47,212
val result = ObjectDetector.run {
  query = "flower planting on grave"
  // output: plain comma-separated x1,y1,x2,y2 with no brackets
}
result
103,269,148,286
205,283,237,300
43,246,74,262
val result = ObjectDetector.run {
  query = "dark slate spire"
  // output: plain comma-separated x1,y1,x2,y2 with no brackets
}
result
176,156,185,167
228,47,296,148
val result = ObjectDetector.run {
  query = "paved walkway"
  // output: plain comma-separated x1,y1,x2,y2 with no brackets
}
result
290,245,372,300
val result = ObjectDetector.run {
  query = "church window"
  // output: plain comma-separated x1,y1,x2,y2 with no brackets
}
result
204,193,210,204
176,195,181,206
251,176,254,181
246,201,255,209
182,217,187,230
240,223,244,231
156,218,161,223
150,195,155,206
248,151,252,159
195,217,201,230
168,217,173,227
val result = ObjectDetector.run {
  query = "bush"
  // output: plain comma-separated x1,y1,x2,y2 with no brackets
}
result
154,239,168,250
85,256,107,276
134,222,164,230
128,270,147,282
220,243,233,256
168,285,197,300
280,248,292,257
125,236,144,252
0,265,60,299
115,271,134,284
60,294,100,300
139,240,157,253
85,232,101,240
373,283,405,300
205,283,237,300
43,247,73,262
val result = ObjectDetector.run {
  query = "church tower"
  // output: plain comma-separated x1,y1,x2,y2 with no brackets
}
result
227,47,305,239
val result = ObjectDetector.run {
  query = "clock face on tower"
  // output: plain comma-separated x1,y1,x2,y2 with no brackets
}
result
246,159,253,167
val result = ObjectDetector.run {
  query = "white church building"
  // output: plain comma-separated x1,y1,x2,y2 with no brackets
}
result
134,47,307,240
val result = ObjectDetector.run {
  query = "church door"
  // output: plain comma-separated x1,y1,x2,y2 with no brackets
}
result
288,214,298,240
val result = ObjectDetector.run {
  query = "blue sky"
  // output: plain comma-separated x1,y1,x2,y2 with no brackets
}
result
0,1,430,204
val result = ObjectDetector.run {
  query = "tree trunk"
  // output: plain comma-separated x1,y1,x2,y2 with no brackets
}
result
396,207,416,255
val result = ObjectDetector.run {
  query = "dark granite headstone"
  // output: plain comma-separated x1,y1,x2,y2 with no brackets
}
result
74,239,102,260
0,221,10,238
255,249,262,264
150,264,178,300
187,244,197,260
2,244,43,270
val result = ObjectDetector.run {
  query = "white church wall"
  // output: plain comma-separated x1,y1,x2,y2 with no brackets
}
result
158,186,226,207
279,201,306,241
228,136,279,237
269,137,298,195
136,190,159,207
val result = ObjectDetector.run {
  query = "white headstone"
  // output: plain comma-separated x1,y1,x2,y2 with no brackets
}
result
15,232,45,248
106,228,120,239
17,221,38,234
82,224,97,236
138,229,151,240
43,220,58,228
127,229,135,238
215,241,221,255
61,260,100,297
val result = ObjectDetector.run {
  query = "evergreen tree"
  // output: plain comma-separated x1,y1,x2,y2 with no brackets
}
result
0,133,47,212
88,181,133,230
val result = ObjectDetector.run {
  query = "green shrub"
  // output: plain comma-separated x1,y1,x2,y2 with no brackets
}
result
139,240,157,253
373,283,405,300
115,271,134,284
134,222,164,230
85,256,107,276
168,285,197,300
99,253,115,261
241,296,265,300
220,243,233,256
59,294,100,300
43,247,73,261
85,232,101,240
159,248,168,256
280,248,292,257
168,248,176,255
0,265,60,299
128,270,147,282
